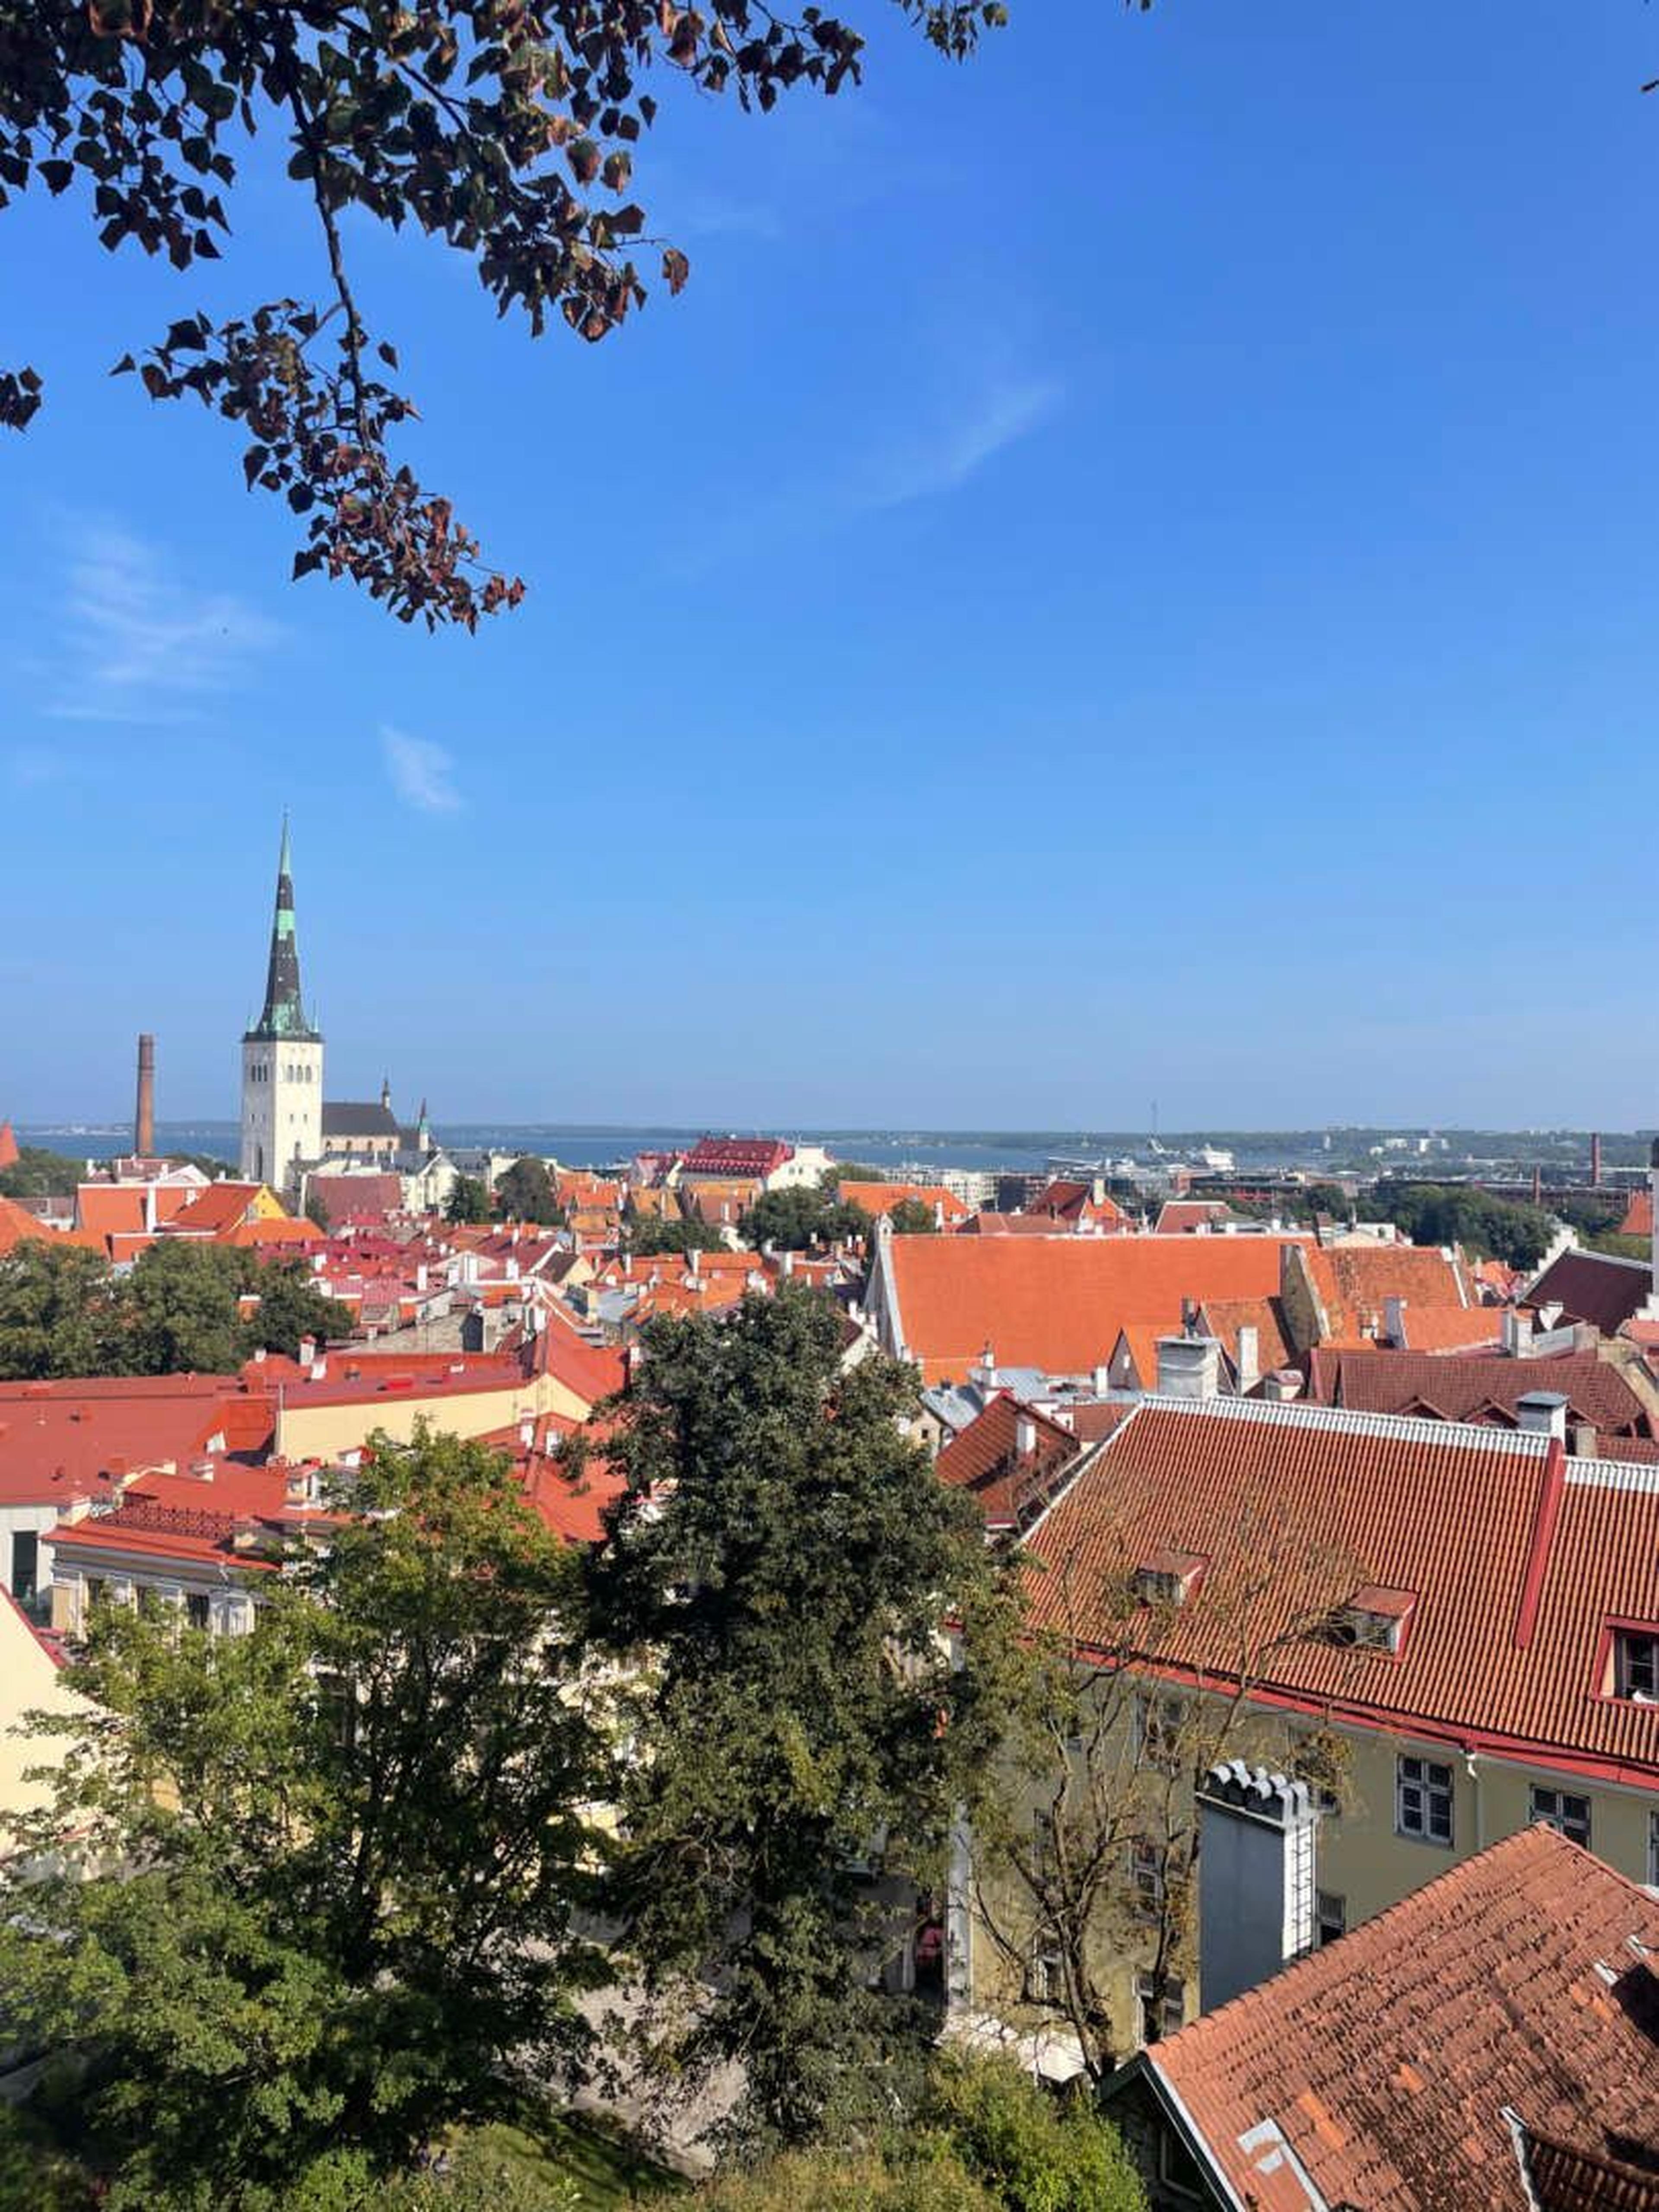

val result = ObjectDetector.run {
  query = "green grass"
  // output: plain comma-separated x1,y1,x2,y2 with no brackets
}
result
470,2113,684,2207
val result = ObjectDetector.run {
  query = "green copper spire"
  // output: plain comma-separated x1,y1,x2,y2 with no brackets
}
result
246,815,321,1042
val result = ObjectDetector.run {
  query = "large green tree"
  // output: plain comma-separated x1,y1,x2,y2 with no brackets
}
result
0,1145,88,1199
0,1430,607,2210
583,1284,1014,2150
0,1240,120,1378
744,1185,868,1252
445,1174,491,1226
495,1157,566,1226
0,0,1008,629
624,1212,727,1257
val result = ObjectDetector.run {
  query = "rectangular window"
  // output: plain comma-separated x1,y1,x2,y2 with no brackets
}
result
1026,1945,1062,2008
1131,1839,1164,1920
9,1531,37,1605
1137,1972,1185,2044
1135,1691,1186,1767
1316,1890,1346,1947
1395,1754,1453,1845
1614,1630,1659,1702
185,1593,211,1632
1529,1786,1591,1848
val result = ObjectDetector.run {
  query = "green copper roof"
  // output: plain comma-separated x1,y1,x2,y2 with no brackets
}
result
246,816,321,1042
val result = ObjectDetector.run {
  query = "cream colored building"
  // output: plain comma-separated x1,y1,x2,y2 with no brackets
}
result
951,1386,1659,2068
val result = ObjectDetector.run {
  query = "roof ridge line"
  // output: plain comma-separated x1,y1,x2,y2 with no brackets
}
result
1138,1392,1551,1457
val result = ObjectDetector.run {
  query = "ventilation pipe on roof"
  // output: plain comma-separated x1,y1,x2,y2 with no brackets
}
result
1156,1334,1221,1400
1196,1763,1318,2013
1092,1363,1111,1398
1015,1414,1036,1457
1571,1423,1597,1459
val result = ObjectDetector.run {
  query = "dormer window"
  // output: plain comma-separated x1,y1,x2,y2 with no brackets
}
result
1132,1549,1207,1608
1328,1584,1417,1656
1612,1628,1659,1703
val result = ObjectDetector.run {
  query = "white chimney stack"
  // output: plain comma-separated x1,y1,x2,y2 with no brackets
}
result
1516,1390,1568,1443
1235,1324,1259,1394
1196,1762,1318,2012
1501,1308,1533,1359
1015,1414,1036,1456
1155,1334,1221,1400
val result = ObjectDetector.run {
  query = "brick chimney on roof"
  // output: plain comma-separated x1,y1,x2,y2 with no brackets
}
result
134,1032,156,1157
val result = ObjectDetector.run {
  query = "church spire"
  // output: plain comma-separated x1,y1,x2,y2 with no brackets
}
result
247,814,320,1041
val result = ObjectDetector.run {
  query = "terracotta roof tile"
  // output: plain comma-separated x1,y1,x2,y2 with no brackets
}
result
1619,1190,1653,1240
934,1395,1081,1530
839,1181,969,1224
1307,1349,1653,1438
883,1235,1320,1382
1149,1825,1659,2212
1024,1396,1659,1782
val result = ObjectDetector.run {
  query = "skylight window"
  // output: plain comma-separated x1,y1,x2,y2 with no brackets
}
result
1611,1627,1659,1703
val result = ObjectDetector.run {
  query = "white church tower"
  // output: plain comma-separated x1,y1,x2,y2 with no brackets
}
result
240,818,324,1190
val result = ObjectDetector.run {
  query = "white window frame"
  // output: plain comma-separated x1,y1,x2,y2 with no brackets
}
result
1529,1785,1591,1848
1614,1630,1659,1702
1131,1838,1164,1921
1395,1754,1454,1846
1136,1971,1185,2043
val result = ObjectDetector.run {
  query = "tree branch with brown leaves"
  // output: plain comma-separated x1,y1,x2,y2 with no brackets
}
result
0,0,1011,629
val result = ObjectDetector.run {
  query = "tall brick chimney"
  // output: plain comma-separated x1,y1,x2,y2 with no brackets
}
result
134,1033,156,1157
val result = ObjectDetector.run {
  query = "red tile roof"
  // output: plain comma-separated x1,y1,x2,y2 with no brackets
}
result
1620,1189,1653,1239
164,1182,273,1237
1528,1249,1656,1335
479,1411,629,1545
308,1173,404,1224
1307,1348,1653,1438
1147,1824,1659,2212
1029,1179,1127,1228
0,1197,103,1258
839,1181,969,1224
934,1395,1083,1532
880,1235,1319,1382
1195,1295,1294,1380
953,1213,1079,1237
0,1374,273,1505
1024,1396,1659,1784
1154,1200,1242,1235
0,1122,17,1171
1306,1242,1472,1338
681,1137,791,1179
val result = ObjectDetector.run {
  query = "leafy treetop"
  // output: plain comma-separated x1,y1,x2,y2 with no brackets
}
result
0,0,1014,629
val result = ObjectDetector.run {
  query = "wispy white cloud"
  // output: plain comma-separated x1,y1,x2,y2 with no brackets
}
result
849,376,1064,516
381,724,462,814
49,521,282,722
680,369,1064,575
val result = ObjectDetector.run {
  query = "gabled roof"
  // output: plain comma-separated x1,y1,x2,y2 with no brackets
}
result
164,1182,273,1237
321,1102,400,1138
1144,1824,1659,2212
878,1234,1319,1383
839,1181,969,1224
1620,1188,1653,1240
1023,1395,1659,1782
1030,1179,1126,1227
1306,1241,1472,1337
934,1394,1082,1532
1154,1200,1242,1235
1528,1248,1655,1335
0,1121,17,1170
1307,1348,1653,1438
681,1136,791,1179
308,1173,403,1223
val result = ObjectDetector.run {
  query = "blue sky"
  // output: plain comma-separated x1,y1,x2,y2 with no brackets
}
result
3,3,1657,1128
